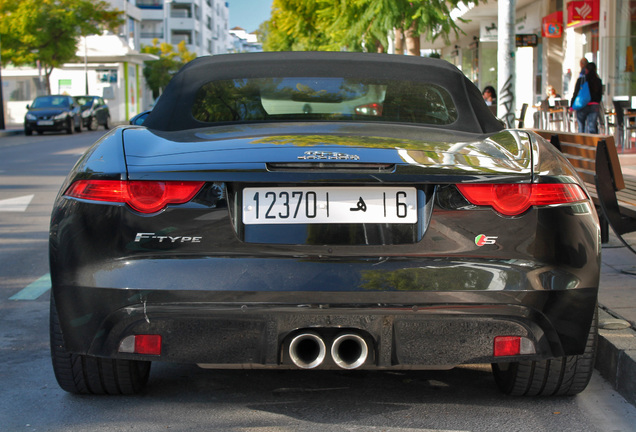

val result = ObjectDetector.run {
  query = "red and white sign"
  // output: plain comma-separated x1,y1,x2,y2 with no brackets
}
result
567,0,599,27
542,11,563,38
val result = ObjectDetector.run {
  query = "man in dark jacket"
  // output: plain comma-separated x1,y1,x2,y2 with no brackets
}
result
571,62,602,134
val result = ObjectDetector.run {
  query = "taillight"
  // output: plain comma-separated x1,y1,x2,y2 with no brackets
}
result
65,180,205,214
355,103,383,116
456,183,587,216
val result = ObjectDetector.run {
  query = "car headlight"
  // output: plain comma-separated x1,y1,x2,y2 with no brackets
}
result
81,110,91,118
25,113,36,121
53,112,68,120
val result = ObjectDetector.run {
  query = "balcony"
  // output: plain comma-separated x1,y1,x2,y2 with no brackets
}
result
136,0,163,9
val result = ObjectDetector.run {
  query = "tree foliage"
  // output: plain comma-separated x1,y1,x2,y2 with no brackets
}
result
0,0,123,94
263,0,481,54
140,39,197,100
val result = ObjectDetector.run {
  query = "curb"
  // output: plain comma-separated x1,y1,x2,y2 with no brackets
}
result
0,128,23,137
596,308,636,406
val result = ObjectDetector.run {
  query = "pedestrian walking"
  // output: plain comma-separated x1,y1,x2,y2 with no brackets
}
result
571,62,602,134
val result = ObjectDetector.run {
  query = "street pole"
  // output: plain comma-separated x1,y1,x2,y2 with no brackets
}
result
0,35,5,129
498,0,516,128
84,35,89,94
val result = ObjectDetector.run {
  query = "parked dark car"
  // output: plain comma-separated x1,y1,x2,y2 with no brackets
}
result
74,95,110,130
24,95,82,135
50,52,600,397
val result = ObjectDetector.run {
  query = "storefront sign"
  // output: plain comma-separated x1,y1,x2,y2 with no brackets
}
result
542,11,563,38
480,21,498,42
516,34,538,47
567,0,599,28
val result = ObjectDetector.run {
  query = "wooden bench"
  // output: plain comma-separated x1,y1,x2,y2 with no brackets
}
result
531,130,636,251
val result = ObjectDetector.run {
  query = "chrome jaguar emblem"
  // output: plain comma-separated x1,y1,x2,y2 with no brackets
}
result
298,151,360,161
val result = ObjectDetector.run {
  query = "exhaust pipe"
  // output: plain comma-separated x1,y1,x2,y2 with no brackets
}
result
288,332,327,369
331,333,369,370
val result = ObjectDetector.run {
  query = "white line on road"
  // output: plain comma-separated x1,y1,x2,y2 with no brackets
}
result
0,194,34,212
9,274,51,300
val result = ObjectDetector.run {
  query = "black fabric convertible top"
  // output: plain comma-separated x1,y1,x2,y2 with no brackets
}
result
143,51,504,134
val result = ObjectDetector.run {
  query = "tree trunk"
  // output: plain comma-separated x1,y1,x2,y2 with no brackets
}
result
394,28,404,55
45,66,53,95
405,22,420,56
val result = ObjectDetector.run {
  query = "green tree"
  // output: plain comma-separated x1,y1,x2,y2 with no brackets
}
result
263,0,346,52
140,39,197,100
0,0,123,94
263,0,482,54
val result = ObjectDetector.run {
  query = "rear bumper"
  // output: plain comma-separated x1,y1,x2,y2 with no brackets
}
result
53,285,598,369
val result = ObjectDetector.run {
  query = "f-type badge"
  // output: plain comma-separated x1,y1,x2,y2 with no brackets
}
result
298,151,360,161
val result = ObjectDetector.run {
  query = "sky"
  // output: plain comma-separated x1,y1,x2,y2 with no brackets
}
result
228,0,274,33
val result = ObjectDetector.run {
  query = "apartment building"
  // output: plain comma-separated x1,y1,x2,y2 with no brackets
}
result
136,0,230,55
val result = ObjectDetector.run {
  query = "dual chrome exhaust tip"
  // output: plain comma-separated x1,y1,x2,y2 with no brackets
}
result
288,332,369,370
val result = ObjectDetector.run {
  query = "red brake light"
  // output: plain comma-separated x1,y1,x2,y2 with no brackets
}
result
355,103,383,116
65,180,205,214
456,183,587,216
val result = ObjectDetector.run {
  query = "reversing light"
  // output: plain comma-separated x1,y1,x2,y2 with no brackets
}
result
119,334,162,355
65,180,205,214
493,336,535,357
456,183,587,216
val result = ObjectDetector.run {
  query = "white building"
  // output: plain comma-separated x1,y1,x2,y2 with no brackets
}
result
138,0,230,55
228,27,262,53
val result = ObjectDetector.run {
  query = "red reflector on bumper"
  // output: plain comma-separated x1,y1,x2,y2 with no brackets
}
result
119,335,162,355
494,336,520,356
494,336,536,357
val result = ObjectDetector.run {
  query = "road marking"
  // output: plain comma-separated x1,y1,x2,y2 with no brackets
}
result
10,274,51,300
0,194,34,212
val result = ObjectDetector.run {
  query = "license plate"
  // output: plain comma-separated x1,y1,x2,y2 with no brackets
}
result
242,187,417,224
37,120,54,126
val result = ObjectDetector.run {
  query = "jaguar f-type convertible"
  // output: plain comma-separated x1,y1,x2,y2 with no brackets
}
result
49,52,600,396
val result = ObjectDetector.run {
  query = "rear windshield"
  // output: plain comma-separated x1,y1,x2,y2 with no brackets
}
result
192,77,458,126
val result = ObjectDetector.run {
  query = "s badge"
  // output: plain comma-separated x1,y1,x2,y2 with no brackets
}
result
475,234,497,246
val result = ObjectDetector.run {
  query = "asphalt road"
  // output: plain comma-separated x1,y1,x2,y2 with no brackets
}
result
1,130,636,432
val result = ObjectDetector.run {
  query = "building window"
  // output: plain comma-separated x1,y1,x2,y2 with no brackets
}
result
171,4,191,18
141,20,163,39
171,30,192,45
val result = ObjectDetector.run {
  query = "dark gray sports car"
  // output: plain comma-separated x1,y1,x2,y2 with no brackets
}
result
49,52,600,396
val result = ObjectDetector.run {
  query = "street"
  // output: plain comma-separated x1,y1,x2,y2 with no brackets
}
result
1,130,636,432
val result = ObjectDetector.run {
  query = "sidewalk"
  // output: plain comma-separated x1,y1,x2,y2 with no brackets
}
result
598,152,636,404
0,125,23,137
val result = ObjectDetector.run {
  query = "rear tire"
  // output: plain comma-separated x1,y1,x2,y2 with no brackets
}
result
492,306,598,396
50,296,151,395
